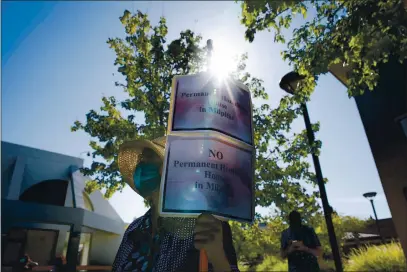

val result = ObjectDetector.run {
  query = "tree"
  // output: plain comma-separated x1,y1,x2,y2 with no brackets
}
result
241,0,407,96
230,212,371,265
71,10,321,218
230,217,285,265
72,10,204,198
310,212,372,255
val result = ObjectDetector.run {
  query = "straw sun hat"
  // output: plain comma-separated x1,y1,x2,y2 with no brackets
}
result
118,136,166,196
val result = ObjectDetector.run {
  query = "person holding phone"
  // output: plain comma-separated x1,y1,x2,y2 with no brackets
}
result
112,137,239,272
280,211,322,272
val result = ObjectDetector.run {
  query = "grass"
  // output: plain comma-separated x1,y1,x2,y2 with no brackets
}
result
255,255,288,271
247,255,334,271
239,242,405,271
345,242,406,272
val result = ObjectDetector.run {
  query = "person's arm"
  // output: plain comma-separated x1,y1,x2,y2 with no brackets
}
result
280,231,294,259
28,259,38,265
220,221,240,272
310,227,322,258
304,246,322,258
194,214,239,272
281,244,295,259
298,227,322,258
26,256,38,266
206,222,240,272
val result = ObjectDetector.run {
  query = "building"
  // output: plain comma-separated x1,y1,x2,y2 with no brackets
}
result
343,218,399,255
1,141,126,270
330,57,407,260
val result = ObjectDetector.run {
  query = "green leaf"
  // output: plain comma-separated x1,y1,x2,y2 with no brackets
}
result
239,0,407,97
300,6,307,18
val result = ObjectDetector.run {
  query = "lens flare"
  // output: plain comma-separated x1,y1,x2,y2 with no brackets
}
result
208,42,238,81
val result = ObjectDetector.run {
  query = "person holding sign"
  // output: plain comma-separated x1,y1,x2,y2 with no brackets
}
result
112,137,240,272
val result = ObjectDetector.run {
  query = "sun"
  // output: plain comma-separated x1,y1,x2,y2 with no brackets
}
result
208,42,238,80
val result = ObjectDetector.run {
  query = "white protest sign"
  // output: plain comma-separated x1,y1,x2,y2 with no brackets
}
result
159,134,254,222
168,72,253,145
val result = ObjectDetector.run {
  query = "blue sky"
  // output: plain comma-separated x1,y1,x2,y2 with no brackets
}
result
2,1,391,223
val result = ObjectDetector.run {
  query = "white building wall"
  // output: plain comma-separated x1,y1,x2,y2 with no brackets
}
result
89,231,123,265
88,191,123,222
70,167,123,222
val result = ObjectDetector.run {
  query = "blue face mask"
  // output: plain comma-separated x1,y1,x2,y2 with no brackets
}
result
133,162,161,198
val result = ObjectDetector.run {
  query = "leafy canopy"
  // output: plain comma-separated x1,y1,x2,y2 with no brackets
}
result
241,0,407,96
72,10,321,218
230,213,371,264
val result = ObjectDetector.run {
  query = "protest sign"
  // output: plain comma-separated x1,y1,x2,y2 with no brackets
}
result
159,72,254,222
159,134,254,222
168,72,253,145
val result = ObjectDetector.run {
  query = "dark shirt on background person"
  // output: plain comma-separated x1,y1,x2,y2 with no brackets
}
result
280,211,322,272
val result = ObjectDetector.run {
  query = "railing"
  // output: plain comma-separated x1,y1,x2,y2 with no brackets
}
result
32,265,112,271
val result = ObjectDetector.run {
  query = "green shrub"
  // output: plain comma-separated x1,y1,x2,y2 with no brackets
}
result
345,242,406,271
270,260,289,271
238,262,253,272
256,255,288,271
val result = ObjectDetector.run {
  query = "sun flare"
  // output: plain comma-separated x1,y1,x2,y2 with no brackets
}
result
208,42,238,80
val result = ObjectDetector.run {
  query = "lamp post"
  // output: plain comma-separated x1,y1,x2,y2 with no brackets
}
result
363,191,384,243
207,39,213,69
279,71,343,272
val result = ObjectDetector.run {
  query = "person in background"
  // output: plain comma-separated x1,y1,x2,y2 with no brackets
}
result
280,211,322,272
112,137,239,272
19,254,38,271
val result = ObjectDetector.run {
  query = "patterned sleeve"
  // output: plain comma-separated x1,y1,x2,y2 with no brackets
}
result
112,218,141,271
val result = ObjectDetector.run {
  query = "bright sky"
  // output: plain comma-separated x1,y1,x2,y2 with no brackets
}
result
2,1,391,223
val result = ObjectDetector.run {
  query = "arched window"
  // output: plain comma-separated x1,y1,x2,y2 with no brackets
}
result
19,180,68,206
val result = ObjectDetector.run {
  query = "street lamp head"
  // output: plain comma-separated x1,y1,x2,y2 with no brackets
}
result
363,192,377,200
395,113,407,139
207,39,213,51
279,71,306,95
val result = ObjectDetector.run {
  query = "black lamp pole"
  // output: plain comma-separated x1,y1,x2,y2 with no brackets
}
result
363,192,384,243
207,39,213,69
279,71,343,272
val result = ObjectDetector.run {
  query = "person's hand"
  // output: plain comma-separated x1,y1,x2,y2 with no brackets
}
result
292,241,308,252
194,213,223,254
286,244,296,254
194,213,230,271
287,241,299,254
